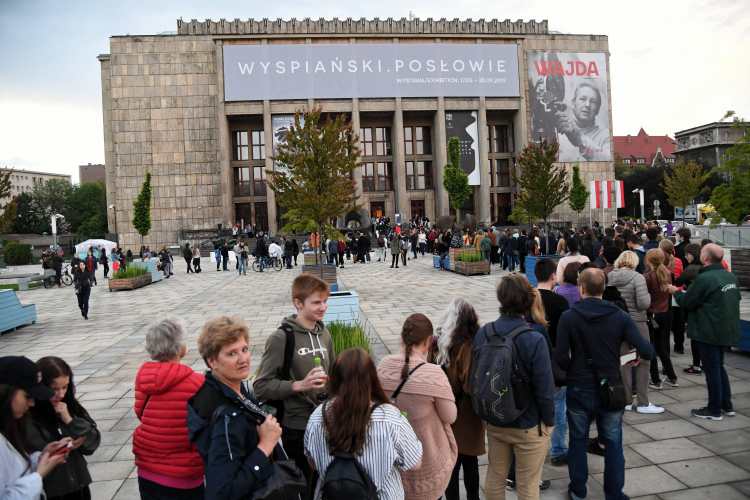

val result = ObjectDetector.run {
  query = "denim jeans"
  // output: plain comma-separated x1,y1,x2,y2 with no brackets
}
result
285,252,293,268
484,250,490,262
419,242,426,255
567,386,626,500
506,253,517,271
551,386,568,458
439,252,448,269
239,257,247,274
696,341,733,415
379,247,386,260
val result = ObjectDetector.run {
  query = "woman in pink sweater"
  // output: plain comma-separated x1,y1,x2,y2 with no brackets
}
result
377,313,458,500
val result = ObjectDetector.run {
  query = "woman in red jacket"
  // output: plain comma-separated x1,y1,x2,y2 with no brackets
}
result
134,315,205,499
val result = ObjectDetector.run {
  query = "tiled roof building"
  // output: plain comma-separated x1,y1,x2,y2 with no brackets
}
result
613,128,675,167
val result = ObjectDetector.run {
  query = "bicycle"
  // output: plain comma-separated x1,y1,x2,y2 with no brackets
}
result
251,255,282,272
43,265,73,288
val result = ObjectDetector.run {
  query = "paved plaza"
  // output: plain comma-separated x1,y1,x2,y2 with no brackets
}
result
3,255,750,499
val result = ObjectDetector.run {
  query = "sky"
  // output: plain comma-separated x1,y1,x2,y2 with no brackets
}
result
1,0,748,184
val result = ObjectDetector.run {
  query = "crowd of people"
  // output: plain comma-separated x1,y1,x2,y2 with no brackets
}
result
4,217,741,500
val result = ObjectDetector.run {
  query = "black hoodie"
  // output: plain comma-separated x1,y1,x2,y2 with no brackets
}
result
555,298,654,390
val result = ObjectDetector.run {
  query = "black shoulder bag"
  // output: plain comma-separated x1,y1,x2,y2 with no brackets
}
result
389,363,425,404
571,311,627,412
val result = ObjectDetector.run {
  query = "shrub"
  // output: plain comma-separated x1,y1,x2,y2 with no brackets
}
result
112,265,148,279
327,319,373,356
2,242,33,265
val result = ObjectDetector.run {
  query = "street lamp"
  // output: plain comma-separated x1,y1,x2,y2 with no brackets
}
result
632,189,645,222
51,214,64,253
109,205,117,239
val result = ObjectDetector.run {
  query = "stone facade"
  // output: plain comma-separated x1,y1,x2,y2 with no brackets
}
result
99,18,616,248
78,163,106,185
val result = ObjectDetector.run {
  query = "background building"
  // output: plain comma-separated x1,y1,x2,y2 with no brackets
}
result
0,167,72,207
98,17,616,248
613,128,675,168
674,121,741,168
79,163,106,184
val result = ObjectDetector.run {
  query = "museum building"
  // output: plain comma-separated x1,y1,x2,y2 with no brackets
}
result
98,17,616,248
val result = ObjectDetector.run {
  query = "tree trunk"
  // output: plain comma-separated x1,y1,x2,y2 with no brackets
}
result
318,224,324,281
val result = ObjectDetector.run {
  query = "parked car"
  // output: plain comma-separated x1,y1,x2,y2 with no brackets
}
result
648,220,669,227
671,220,690,228
703,217,729,226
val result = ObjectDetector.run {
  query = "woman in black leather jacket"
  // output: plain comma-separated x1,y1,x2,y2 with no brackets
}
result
73,261,92,320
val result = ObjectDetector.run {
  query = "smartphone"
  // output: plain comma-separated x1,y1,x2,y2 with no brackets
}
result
620,352,637,365
51,441,73,457
70,428,96,440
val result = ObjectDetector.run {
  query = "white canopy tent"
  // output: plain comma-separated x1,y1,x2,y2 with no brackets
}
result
74,239,118,256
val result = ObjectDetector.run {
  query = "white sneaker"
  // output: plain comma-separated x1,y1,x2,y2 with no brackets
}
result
625,405,632,411
637,403,665,414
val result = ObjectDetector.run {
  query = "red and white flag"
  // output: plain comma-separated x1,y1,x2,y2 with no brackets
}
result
614,180,625,208
589,181,600,209
602,181,613,209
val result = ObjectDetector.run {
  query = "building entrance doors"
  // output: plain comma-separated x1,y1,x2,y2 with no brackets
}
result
410,200,425,219
370,201,385,219
254,202,268,231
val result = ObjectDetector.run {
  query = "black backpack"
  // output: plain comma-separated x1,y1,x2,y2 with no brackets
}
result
525,239,536,254
320,403,379,500
470,322,532,426
258,324,295,423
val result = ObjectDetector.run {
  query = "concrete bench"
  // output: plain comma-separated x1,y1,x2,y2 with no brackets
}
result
0,289,36,335
18,274,51,291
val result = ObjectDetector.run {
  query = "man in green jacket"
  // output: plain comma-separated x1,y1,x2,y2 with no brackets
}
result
668,243,740,421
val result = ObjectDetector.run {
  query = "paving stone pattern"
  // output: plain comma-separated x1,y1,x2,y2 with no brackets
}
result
2,256,750,499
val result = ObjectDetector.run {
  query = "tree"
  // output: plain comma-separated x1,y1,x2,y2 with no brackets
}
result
661,157,710,225
568,165,589,230
10,192,46,234
442,137,472,227
0,170,18,235
267,107,360,280
510,134,569,255
132,170,152,250
30,178,74,233
709,111,750,225
69,180,108,238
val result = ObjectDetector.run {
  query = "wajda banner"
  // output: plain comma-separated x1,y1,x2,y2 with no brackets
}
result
445,111,480,185
527,52,610,162
223,43,520,100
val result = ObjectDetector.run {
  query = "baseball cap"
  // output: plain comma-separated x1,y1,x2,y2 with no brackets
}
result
0,356,55,400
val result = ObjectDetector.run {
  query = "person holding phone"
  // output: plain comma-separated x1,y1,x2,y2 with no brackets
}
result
0,356,71,500
27,357,100,500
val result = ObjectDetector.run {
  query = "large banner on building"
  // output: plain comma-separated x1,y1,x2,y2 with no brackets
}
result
445,111,480,185
272,114,305,173
224,43,520,101
527,52,610,162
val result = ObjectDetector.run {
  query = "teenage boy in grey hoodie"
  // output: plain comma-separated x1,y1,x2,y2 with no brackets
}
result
254,274,335,500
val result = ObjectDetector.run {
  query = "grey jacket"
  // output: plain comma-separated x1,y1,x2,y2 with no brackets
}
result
607,268,651,322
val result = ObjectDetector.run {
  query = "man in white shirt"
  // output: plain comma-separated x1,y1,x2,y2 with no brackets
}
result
268,240,283,261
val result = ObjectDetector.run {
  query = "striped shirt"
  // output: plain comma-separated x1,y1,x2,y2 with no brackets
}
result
304,402,423,500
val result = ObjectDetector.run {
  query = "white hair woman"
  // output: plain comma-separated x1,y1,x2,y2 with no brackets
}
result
133,315,206,499
434,298,485,500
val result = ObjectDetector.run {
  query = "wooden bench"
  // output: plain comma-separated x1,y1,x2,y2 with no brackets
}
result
0,289,37,335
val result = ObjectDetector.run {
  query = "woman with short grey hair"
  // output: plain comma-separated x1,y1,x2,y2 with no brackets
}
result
133,315,206,499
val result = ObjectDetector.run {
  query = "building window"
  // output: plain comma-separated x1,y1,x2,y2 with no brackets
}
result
253,166,266,195
496,159,511,187
636,158,646,164
623,158,631,165
32,177,36,182
375,127,391,156
377,162,393,190
415,127,431,154
405,127,413,155
362,162,375,191
234,167,251,197
665,157,675,164
360,128,373,156
363,162,393,191
406,161,432,190
251,131,265,160
233,131,249,161
491,125,510,153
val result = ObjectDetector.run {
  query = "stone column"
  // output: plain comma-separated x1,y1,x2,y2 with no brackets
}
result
512,40,528,210
478,96,490,226
393,97,407,218
434,96,448,217
264,100,278,233
351,98,363,202
215,40,233,230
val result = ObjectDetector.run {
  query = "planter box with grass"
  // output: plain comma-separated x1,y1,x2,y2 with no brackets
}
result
453,249,490,276
109,266,153,292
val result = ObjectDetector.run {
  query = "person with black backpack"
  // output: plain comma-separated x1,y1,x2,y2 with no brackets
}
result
470,275,556,500
304,347,423,500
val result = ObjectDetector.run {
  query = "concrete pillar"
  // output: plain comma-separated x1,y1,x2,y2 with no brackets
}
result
215,40,233,230
434,96,449,217
264,100,278,233
393,98,407,218
351,98,363,203
478,97,490,226
512,40,528,211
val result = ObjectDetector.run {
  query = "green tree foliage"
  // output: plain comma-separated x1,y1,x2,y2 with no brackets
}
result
442,137,472,224
0,171,18,235
69,180,108,238
510,134,569,254
132,170,152,248
267,107,360,279
568,165,589,229
30,178,73,233
661,157,710,224
10,192,46,234
709,111,750,225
